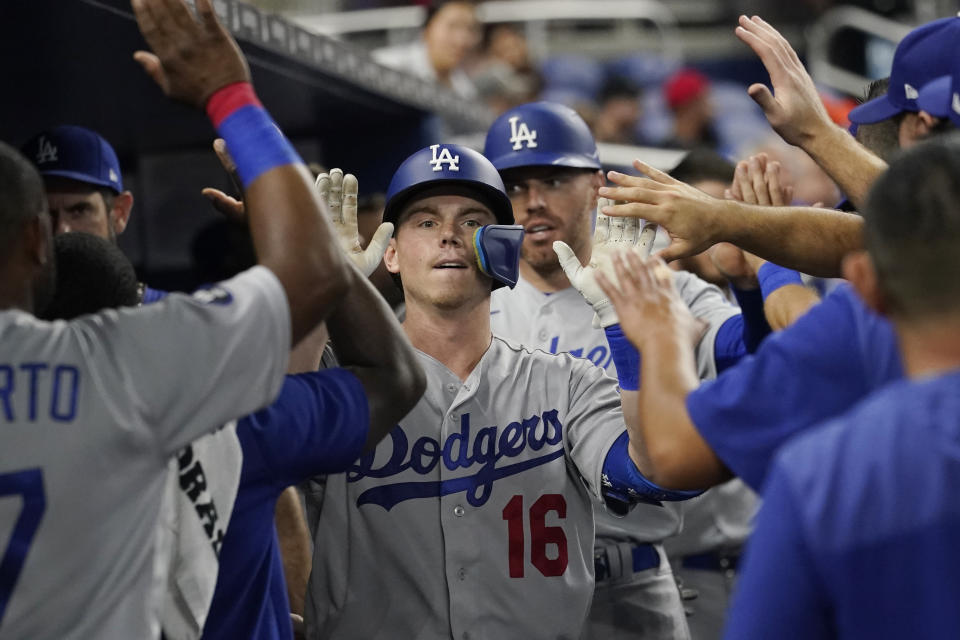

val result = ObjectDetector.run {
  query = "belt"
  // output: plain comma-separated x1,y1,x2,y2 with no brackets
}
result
595,543,660,581
680,550,740,573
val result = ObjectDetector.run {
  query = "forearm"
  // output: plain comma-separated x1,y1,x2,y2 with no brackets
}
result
275,487,311,617
323,266,426,450
799,123,887,211
638,333,730,490
719,200,863,277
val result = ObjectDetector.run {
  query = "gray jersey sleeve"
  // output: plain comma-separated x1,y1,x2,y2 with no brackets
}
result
69,266,291,457
673,270,740,380
563,357,626,501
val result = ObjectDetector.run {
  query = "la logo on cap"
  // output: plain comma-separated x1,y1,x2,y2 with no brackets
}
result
429,144,459,172
36,136,58,164
109,168,119,184
904,83,919,100
508,116,537,151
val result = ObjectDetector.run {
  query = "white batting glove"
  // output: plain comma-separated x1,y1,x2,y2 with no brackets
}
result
316,168,393,278
554,199,658,328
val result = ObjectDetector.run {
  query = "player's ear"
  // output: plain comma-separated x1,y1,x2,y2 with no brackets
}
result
111,191,134,236
842,250,887,315
383,238,400,275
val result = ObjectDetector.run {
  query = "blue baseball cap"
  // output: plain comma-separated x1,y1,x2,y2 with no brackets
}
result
849,17,960,125
916,37,960,128
21,125,123,192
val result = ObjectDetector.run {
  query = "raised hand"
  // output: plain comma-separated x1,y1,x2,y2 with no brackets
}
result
315,169,393,277
599,159,727,263
201,138,247,222
734,15,833,147
131,0,250,108
726,153,793,207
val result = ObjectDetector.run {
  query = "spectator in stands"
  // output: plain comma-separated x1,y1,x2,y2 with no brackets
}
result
593,76,642,145
372,0,480,99
473,23,541,114
663,69,720,150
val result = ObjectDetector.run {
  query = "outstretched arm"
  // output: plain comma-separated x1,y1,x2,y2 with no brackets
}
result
132,0,349,345
600,160,863,278
596,252,730,489
734,15,887,209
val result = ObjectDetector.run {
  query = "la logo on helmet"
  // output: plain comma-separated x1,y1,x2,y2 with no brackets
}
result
429,144,460,172
508,116,538,150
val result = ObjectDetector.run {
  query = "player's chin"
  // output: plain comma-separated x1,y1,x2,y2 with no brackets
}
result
522,246,561,269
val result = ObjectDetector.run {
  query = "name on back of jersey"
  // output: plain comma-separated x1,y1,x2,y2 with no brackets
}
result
0,362,80,423
347,408,564,511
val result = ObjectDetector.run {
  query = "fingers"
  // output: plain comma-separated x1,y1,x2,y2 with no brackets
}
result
552,241,582,282
734,161,756,205
598,186,662,208
158,0,200,35
315,172,330,208
593,200,611,244
746,83,778,116
131,0,164,50
654,239,695,263
637,222,658,258
608,214,626,243
631,159,678,185
364,222,394,270
194,0,221,32
201,188,246,222
132,51,166,89
327,168,344,223
765,160,785,207
623,214,639,245
212,138,242,194
749,156,770,206
342,173,359,231
601,201,661,222
604,170,668,191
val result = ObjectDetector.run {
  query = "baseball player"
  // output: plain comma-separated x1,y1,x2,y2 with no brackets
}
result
38,179,424,640
723,134,960,639
21,124,166,303
304,143,700,640
0,0,357,636
481,101,805,639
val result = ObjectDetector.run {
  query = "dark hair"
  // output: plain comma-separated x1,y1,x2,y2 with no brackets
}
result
864,132,960,318
857,78,900,161
668,149,735,185
424,0,476,27
39,232,139,320
0,141,46,261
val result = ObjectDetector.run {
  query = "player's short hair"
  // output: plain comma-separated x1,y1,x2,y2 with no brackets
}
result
668,149,735,186
0,141,47,261
39,232,139,320
864,132,960,318
856,78,900,162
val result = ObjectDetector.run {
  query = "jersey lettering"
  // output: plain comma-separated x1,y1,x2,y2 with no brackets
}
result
0,363,80,423
429,144,460,172
177,444,227,555
547,336,614,371
348,409,564,510
508,116,538,150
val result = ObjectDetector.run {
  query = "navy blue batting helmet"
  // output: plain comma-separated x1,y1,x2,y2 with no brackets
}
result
383,143,515,227
483,101,601,172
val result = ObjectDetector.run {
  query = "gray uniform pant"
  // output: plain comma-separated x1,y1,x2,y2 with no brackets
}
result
583,543,691,640
671,553,740,640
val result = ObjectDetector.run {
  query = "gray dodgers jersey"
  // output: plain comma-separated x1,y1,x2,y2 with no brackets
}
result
306,337,628,640
0,266,289,640
490,271,740,544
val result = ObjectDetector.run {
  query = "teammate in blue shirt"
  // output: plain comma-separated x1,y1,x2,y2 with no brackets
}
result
724,130,960,639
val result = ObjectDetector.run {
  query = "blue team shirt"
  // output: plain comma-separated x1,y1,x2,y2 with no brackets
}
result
202,368,369,640
687,284,903,490
724,369,960,639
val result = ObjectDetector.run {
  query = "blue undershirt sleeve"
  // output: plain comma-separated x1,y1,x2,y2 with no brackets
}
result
239,368,370,488
731,286,770,353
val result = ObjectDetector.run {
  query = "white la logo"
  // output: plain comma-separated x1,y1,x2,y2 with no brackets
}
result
508,116,538,150
429,144,459,172
36,136,58,164
904,83,918,100
953,92,960,117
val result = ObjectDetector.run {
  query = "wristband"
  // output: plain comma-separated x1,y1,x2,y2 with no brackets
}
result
757,262,803,301
604,325,640,391
205,82,301,188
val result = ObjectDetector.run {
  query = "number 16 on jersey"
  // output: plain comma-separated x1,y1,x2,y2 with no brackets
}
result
501,494,568,578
